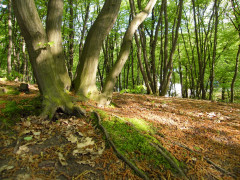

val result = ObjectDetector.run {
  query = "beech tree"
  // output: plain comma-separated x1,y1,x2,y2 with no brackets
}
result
12,0,156,118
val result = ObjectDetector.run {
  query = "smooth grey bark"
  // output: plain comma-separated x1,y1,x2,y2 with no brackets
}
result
46,0,71,90
99,0,157,105
7,0,12,76
73,0,121,98
13,0,81,119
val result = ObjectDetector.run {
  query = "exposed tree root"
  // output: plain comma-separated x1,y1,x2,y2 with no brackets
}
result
40,96,86,120
172,142,237,179
110,113,188,179
150,143,188,180
92,111,150,180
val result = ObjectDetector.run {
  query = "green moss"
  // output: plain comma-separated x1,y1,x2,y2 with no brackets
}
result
96,112,181,173
0,100,8,105
126,117,155,134
0,97,42,127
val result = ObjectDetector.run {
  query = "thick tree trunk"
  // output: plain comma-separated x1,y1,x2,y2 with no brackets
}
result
13,0,83,119
7,0,12,76
73,0,121,98
99,0,157,105
46,0,71,90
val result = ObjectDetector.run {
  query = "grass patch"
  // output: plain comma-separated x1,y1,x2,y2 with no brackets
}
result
0,97,42,127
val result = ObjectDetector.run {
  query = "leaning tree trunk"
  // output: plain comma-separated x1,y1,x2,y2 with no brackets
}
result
98,0,157,105
13,0,82,119
73,0,121,99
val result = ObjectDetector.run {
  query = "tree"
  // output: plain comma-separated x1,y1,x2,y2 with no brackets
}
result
229,0,240,103
7,0,12,76
99,0,157,104
13,0,157,119
72,0,122,98
12,0,81,119
159,0,184,96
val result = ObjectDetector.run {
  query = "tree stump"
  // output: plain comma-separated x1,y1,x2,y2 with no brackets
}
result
19,83,29,93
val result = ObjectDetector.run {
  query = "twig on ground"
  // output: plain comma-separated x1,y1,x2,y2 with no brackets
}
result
92,111,150,180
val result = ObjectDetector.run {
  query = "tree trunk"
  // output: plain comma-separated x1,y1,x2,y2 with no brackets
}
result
231,45,240,102
151,5,163,94
130,0,152,94
159,0,183,96
99,0,157,105
7,0,12,76
46,0,71,90
230,0,240,103
68,0,74,80
209,0,219,101
13,0,83,119
73,0,121,98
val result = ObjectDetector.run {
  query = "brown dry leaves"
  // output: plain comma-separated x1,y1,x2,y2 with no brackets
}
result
101,93,240,179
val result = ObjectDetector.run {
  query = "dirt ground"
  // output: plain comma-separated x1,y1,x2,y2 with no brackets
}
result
0,80,239,179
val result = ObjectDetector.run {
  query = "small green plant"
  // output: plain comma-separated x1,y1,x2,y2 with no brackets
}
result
38,41,55,48
120,85,147,94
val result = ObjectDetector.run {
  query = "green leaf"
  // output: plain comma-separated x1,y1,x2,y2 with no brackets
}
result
194,146,201,151
24,136,33,141
47,41,55,47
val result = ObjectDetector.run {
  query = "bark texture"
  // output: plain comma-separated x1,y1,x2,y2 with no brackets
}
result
99,0,157,105
73,0,121,98
46,0,71,90
13,0,83,119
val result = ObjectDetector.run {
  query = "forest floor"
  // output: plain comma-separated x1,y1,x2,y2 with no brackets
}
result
0,80,239,180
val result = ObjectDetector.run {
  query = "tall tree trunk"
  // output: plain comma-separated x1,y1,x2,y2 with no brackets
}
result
230,0,240,103
46,0,71,90
151,5,163,94
99,0,157,105
73,1,90,82
13,0,83,119
159,0,183,96
131,45,135,89
7,0,12,76
68,0,74,80
134,32,152,94
231,45,240,102
209,0,219,100
130,0,152,94
73,0,121,98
